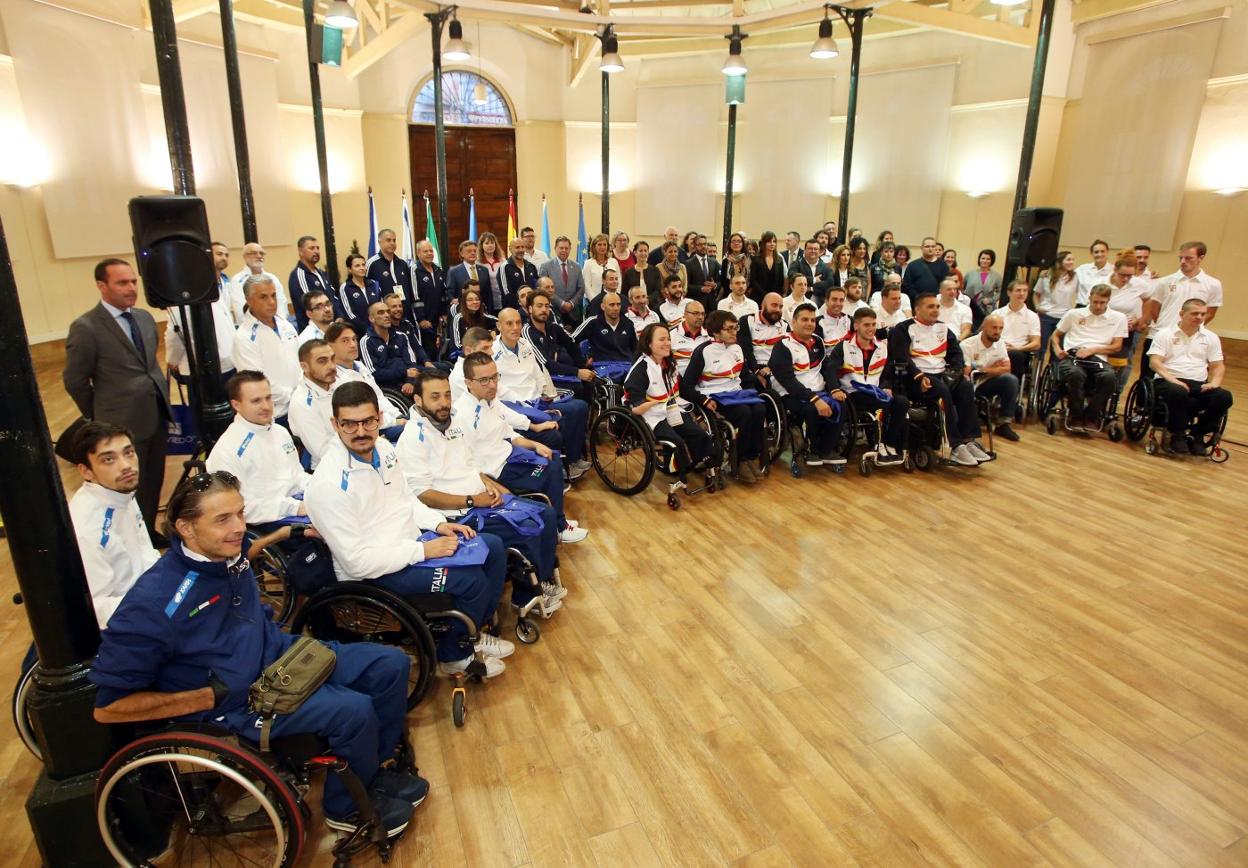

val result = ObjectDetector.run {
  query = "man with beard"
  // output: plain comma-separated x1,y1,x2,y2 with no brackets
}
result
670,300,709,377
361,301,427,397
737,292,786,390
625,284,663,334
298,289,338,344
573,291,636,362
288,339,340,470
522,291,595,401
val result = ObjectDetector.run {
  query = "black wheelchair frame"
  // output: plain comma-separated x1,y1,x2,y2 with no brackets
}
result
1037,353,1126,441
1123,376,1230,462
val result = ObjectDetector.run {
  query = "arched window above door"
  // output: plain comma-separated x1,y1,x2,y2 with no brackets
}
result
411,72,513,127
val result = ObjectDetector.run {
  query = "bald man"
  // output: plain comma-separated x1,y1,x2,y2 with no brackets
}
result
647,226,681,267
229,241,290,324
360,300,426,396
960,314,1020,441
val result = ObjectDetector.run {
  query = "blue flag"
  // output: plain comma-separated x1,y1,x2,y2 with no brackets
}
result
367,187,379,258
539,195,551,256
468,188,477,243
575,195,588,265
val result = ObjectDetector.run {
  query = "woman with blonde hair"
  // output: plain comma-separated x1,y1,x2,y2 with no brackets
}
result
581,232,620,311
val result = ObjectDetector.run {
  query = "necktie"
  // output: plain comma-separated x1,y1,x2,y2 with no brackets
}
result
121,311,146,359
561,261,569,286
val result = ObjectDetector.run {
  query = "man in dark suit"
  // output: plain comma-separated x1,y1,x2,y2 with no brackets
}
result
64,259,172,538
685,234,721,307
789,239,835,303
502,236,537,313
538,236,585,326
780,231,803,270
446,239,486,304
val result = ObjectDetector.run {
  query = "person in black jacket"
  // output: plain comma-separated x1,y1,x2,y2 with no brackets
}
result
498,237,535,313
573,291,636,363
749,231,787,304
685,234,721,308
522,291,594,401
789,239,835,303
900,237,949,305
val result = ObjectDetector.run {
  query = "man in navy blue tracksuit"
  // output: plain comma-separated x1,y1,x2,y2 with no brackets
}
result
90,472,425,837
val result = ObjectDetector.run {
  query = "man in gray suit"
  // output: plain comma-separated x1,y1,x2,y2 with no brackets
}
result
538,236,585,326
64,259,172,537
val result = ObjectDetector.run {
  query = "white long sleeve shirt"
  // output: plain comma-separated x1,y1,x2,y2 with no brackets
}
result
395,410,486,518
303,439,447,581
492,337,555,402
206,415,309,524
68,482,160,627
453,392,530,477
232,313,302,416
287,378,336,470
229,268,290,324
165,283,237,375
335,363,401,427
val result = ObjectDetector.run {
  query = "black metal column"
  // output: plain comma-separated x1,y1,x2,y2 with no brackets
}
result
304,0,341,286
722,103,737,254
1003,0,1057,286
426,9,452,262
219,0,258,242
150,0,232,446
835,8,868,246
601,68,610,235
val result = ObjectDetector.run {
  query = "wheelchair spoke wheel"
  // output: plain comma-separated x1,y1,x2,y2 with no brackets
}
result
760,392,787,467
252,545,293,624
1123,379,1150,442
97,733,305,868
13,663,40,760
590,409,655,496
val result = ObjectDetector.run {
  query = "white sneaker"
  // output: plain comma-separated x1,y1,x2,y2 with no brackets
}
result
542,580,568,601
560,525,589,544
565,519,580,528
438,655,506,679
878,443,896,459
966,441,991,462
951,444,979,466
475,633,515,659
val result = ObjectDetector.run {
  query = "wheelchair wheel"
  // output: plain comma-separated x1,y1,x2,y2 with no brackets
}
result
858,456,872,477
381,386,413,413
1036,361,1060,419
1045,414,1058,435
97,731,306,868
515,617,540,644
13,663,39,760
913,446,935,472
1123,378,1151,442
759,391,787,470
250,541,294,624
291,585,437,710
590,407,656,496
1107,421,1125,442
452,690,466,728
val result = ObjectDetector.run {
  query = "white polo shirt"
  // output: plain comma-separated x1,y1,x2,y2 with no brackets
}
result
869,291,911,313
937,300,972,337
959,334,1009,382
991,304,1041,350
69,482,160,627
493,337,555,402
1075,262,1113,306
287,378,336,470
1147,269,1224,337
1056,307,1129,361
718,295,758,319
454,392,530,477
872,305,908,330
1108,277,1152,322
1147,325,1223,381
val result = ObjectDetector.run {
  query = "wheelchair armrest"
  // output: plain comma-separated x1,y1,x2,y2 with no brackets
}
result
514,491,552,506
403,591,458,613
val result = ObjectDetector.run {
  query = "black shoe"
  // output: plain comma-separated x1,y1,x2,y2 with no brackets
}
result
371,768,430,807
1189,438,1208,457
994,423,1020,442
1166,436,1189,455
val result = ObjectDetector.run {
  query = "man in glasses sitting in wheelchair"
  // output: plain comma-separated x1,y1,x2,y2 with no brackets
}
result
91,469,428,839
1146,298,1232,455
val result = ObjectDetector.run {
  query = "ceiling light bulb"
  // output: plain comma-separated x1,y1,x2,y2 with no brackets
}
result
444,18,471,61
810,18,838,59
325,0,358,28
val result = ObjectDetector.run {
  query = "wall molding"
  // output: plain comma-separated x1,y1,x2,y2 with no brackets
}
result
278,102,364,119
1084,5,1230,45
564,120,639,130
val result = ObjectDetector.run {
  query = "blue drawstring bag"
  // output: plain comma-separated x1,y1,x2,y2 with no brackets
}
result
416,532,491,568
508,444,549,467
850,383,893,403
462,494,546,537
712,389,765,406
813,392,844,422
502,401,556,424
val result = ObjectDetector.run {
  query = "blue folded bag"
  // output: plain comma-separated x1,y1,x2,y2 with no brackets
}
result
712,388,766,406
850,383,893,403
593,361,633,382
508,444,550,467
502,401,555,424
416,532,491,567
813,391,844,422
462,494,546,537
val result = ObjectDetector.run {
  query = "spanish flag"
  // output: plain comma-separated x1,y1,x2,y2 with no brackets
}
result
507,189,518,246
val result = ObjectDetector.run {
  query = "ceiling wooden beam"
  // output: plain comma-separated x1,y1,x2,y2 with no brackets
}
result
343,10,428,76
870,1,1035,47
512,23,567,45
173,0,218,22
568,33,598,86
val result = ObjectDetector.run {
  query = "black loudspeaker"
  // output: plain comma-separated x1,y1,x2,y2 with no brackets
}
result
128,195,218,308
1006,207,1064,268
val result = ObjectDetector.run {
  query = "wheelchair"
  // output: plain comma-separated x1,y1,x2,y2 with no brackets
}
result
96,723,417,867
1124,376,1230,462
689,390,787,482
588,403,728,509
903,371,987,472
1036,354,1125,441
13,655,39,759
841,396,913,477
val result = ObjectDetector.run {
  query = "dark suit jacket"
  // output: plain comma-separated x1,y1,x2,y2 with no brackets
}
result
748,255,787,304
446,262,489,303
685,254,721,305
63,303,171,441
789,258,835,302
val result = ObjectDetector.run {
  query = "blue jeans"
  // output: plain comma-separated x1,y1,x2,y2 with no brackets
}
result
370,534,507,661
220,641,408,819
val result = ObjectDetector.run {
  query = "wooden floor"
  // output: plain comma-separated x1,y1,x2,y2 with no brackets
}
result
3,339,1248,867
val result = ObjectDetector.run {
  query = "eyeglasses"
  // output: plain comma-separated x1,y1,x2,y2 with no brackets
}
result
470,374,500,385
338,416,381,433
310,302,332,311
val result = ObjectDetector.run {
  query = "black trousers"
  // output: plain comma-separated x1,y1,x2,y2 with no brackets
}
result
715,401,765,461
134,432,168,538
653,415,717,480
1006,349,1033,380
781,394,841,457
1154,379,1233,436
1056,357,1115,421
847,391,909,450
904,374,979,445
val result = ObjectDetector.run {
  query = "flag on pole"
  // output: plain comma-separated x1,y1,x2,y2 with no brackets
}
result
400,189,416,263
575,193,588,266
367,187,379,258
507,189,518,247
467,188,477,243
539,194,551,256
422,190,441,267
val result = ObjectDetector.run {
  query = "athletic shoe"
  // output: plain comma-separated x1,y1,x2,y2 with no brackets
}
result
737,460,757,484
565,519,580,528
876,446,905,466
1166,436,1189,455
805,455,824,466
951,444,979,466
542,580,568,601
994,423,1020,442
438,655,506,679
475,633,515,659
1189,438,1208,457
325,792,413,838
966,441,992,462
371,768,430,807
821,453,847,466
567,459,592,479
559,525,589,544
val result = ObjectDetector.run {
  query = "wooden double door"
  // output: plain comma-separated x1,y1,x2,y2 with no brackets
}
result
408,125,517,265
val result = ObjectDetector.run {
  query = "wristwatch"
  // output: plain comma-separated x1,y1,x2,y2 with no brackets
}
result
466,495,475,509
